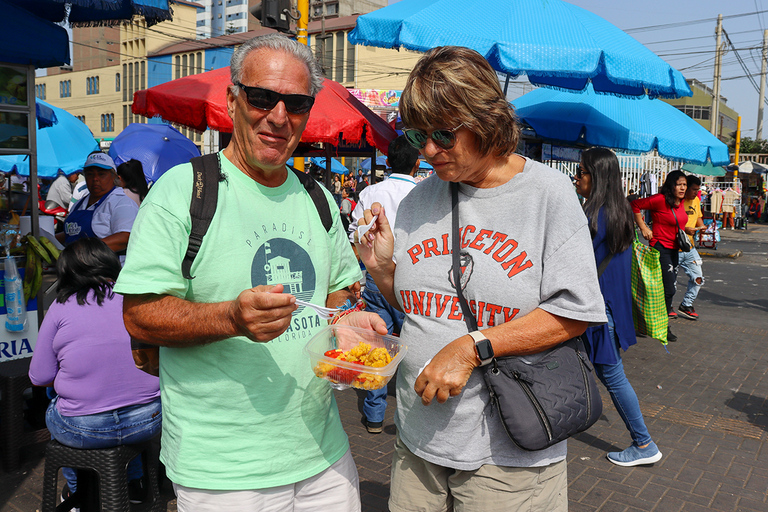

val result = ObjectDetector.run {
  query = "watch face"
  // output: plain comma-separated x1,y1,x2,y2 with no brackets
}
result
476,339,494,360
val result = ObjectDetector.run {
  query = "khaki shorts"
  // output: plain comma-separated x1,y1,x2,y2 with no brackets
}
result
389,434,567,512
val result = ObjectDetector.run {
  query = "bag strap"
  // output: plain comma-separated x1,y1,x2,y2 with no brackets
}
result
183,154,222,280
289,165,333,233
182,157,333,280
451,182,478,332
596,253,613,278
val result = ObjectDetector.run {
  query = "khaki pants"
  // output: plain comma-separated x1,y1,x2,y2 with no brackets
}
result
389,435,567,512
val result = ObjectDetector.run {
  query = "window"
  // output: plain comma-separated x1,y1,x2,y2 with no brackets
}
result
101,113,115,132
76,115,85,123
35,84,46,100
59,80,71,98
86,76,100,95
335,32,344,82
116,73,121,92
122,64,128,101
346,38,355,83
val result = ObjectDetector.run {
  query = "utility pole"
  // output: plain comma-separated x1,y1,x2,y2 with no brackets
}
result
757,29,768,140
711,14,723,138
293,0,308,174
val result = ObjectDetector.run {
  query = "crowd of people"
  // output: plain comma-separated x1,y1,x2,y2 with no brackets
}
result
14,31,767,512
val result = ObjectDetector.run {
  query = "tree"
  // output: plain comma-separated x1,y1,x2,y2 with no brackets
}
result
736,137,768,153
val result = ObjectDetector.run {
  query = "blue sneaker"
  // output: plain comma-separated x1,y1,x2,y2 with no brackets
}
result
607,442,662,467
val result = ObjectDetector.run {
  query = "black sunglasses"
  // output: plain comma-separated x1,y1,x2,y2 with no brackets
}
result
403,123,465,150
235,83,315,115
576,167,590,178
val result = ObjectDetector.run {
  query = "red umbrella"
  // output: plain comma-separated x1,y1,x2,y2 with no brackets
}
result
131,67,396,153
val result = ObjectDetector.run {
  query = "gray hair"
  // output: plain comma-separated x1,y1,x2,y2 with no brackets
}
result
230,34,324,96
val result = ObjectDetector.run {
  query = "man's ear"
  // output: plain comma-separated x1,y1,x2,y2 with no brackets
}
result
226,85,237,120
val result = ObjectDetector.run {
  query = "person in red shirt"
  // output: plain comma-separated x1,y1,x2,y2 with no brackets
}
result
631,170,690,343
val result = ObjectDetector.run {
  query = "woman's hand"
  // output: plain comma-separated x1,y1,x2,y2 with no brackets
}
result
684,226,703,236
414,335,478,405
640,226,653,240
354,203,395,275
335,311,388,335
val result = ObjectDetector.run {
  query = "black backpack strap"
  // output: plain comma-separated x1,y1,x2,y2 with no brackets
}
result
183,154,222,279
289,166,333,233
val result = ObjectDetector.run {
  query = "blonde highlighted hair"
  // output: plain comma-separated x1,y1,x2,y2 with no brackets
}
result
400,46,520,158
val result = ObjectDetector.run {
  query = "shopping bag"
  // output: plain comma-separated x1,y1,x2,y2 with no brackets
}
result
630,235,668,344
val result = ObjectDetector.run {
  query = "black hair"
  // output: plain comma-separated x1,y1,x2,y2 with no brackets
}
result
116,159,149,202
56,238,121,306
660,170,687,208
581,147,635,254
685,174,701,187
387,135,420,175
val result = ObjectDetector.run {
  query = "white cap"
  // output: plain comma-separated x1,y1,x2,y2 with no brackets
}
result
84,152,116,172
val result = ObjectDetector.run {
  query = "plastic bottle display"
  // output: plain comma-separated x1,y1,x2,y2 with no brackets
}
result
4,255,28,332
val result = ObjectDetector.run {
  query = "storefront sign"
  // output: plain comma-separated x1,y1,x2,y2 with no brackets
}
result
348,89,401,108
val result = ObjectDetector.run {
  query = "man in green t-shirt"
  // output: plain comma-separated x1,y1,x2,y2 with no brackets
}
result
115,34,385,511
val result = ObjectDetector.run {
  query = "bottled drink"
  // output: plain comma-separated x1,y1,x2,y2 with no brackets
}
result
4,255,27,332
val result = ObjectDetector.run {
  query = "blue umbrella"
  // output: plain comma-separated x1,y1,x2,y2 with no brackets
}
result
348,0,691,98
418,160,433,169
360,156,389,171
0,100,99,177
7,0,172,27
511,84,730,165
109,123,201,183
309,156,350,175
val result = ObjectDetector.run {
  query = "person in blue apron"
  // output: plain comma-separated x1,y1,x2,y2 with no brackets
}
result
58,152,139,261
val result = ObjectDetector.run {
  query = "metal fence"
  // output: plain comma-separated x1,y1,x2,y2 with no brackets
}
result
545,153,682,195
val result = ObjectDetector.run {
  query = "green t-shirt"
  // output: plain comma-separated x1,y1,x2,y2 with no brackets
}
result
114,152,361,490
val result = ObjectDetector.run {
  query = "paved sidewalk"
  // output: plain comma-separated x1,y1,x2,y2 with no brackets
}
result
1,227,766,511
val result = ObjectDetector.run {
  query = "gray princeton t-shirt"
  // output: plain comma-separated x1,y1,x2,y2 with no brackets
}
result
392,158,607,470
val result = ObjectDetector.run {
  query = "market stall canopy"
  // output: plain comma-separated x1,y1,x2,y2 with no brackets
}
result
348,0,691,98
732,160,768,174
512,84,730,165
7,0,172,27
681,162,726,177
0,0,70,68
309,157,349,175
0,100,99,177
108,123,200,183
360,156,389,171
131,67,397,154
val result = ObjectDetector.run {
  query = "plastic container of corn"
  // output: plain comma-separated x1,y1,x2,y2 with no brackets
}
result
305,325,407,390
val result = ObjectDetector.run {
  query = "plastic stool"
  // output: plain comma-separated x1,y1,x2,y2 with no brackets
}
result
41,439,161,512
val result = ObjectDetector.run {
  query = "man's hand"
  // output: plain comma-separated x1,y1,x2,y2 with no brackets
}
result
414,335,479,405
230,284,297,342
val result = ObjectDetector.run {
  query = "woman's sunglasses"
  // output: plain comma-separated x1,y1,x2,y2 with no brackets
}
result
403,124,465,150
576,167,590,178
235,83,315,115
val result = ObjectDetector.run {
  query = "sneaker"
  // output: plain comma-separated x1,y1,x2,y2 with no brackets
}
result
667,327,677,342
366,421,383,434
128,478,146,504
60,484,80,512
668,309,677,319
678,304,698,320
607,442,662,467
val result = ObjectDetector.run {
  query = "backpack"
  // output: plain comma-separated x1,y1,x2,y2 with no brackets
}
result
182,153,333,279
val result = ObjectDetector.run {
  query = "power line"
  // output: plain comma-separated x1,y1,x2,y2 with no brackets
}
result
624,9,768,34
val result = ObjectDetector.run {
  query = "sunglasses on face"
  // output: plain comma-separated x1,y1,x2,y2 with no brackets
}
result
403,123,465,150
235,83,315,115
576,167,590,178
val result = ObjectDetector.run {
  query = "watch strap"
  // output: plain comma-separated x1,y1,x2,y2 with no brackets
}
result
469,330,494,366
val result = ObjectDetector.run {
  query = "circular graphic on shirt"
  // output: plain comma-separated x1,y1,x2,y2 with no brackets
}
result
251,238,317,311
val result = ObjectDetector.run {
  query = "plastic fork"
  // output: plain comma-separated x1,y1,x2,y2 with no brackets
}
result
295,299,340,320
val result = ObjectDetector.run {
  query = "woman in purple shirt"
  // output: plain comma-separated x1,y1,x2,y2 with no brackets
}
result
29,238,160,503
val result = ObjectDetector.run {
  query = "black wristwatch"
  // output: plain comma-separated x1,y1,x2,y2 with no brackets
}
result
469,331,494,366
